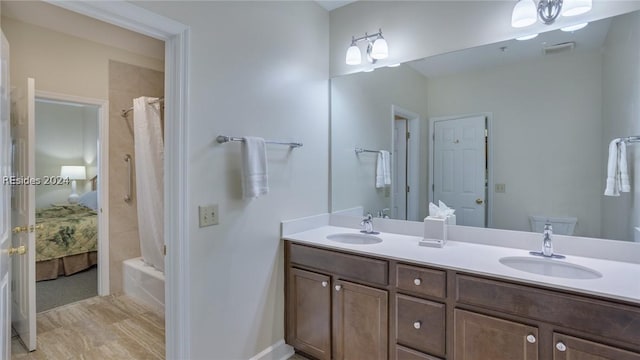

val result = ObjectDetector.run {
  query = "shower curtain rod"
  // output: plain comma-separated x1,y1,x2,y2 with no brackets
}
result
121,97,164,118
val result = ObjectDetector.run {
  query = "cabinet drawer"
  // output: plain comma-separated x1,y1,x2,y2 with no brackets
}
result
396,294,446,357
289,243,388,286
396,264,446,299
553,333,640,360
456,274,640,347
396,345,443,360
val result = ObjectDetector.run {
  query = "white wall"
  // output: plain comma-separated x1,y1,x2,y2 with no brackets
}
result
34,101,98,208
427,50,604,237
329,1,640,77
1,15,163,100
135,2,329,358
331,64,428,219
602,11,640,241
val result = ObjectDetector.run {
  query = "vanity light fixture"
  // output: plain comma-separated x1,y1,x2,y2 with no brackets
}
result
345,28,389,65
511,0,592,28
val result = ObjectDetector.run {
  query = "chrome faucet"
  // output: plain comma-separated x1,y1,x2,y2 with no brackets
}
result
360,213,379,234
530,223,565,259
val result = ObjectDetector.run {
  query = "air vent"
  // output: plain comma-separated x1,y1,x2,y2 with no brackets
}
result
543,41,576,55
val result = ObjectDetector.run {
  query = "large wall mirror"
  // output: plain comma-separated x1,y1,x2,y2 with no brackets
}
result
331,10,640,242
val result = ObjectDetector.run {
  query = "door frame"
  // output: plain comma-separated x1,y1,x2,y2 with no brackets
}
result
391,105,419,221
428,113,494,228
34,91,110,296
44,2,191,358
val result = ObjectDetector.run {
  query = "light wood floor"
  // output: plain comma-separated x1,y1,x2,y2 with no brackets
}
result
11,294,164,359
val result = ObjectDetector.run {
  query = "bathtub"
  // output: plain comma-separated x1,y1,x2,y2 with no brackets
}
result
123,257,165,311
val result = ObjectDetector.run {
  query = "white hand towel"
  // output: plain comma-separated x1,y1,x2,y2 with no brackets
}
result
241,137,268,198
376,150,391,188
604,139,619,196
619,141,631,193
604,138,631,196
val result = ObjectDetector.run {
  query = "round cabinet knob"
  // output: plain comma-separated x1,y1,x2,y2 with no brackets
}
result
413,278,422,286
413,321,421,329
335,285,342,292
321,281,328,287
556,342,567,352
526,335,536,344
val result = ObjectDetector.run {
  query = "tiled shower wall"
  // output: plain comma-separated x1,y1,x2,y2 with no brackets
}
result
108,60,164,293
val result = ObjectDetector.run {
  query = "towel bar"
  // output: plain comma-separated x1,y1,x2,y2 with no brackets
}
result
216,135,302,148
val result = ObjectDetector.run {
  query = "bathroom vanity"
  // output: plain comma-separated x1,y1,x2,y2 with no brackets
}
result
283,224,640,360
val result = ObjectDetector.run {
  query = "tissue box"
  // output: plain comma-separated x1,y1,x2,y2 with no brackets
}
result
419,215,456,248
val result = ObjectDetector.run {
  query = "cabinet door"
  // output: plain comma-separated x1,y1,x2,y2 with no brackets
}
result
333,280,388,360
287,268,331,360
553,333,640,360
454,309,538,360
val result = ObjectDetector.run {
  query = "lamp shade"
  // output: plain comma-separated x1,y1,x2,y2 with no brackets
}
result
511,0,538,28
60,166,87,180
345,44,362,65
370,37,389,60
562,0,592,17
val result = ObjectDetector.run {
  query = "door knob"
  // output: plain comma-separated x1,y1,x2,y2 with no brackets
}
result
9,245,26,256
475,198,484,205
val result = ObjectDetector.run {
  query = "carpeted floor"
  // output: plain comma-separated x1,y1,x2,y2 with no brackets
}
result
36,266,98,312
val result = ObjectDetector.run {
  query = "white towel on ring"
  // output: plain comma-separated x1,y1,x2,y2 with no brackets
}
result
376,150,391,188
604,138,630,196
241,137,268,198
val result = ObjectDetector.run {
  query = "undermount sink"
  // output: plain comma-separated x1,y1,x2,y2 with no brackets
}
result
326,233,383,245
499,256,602,280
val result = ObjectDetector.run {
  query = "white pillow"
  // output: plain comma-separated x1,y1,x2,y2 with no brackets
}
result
78,191,98,211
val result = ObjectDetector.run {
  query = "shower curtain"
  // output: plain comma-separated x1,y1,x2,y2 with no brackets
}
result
133,96,164,272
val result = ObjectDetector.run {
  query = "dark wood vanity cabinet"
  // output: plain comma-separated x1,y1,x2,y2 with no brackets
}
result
284,241,640,360
286,243,388,360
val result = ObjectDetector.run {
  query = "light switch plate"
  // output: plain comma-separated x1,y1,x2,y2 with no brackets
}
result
495,184,506,193
199,204,219,227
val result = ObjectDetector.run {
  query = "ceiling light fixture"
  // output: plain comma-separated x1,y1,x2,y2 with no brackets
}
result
345,28,389,65
511,0,592,28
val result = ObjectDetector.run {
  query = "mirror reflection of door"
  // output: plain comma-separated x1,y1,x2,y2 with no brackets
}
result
432,115,487,228
393,116,408,220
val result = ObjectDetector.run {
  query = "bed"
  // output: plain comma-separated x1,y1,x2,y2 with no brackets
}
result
35,187,98,281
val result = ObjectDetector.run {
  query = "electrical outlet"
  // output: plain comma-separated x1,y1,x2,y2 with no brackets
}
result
199,204,219,227
495,184,506,193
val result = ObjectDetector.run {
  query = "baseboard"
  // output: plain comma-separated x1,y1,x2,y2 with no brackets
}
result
249,340,294,360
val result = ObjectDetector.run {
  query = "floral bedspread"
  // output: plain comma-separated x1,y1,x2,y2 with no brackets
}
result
35,204,98,262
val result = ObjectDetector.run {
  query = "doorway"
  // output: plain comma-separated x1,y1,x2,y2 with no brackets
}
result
2,1,189,358
391,105,420,221
34,96,101,312
429,114,492,228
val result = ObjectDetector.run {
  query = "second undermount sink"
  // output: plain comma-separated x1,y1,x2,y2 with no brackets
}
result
499,256,602,280
326,233,383,245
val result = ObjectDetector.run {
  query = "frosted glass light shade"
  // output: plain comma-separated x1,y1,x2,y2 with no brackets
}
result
60,165,86,180
562,0,592,17
370,38,388,59
512,0,538,28
346,45,362,65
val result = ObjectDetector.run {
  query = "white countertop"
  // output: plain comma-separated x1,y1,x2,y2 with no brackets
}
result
283,225,640,305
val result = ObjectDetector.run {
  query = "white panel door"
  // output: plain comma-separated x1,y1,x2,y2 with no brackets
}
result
433,116,486,227
0,31,12,359
393,119,407,220
10,78,36,351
